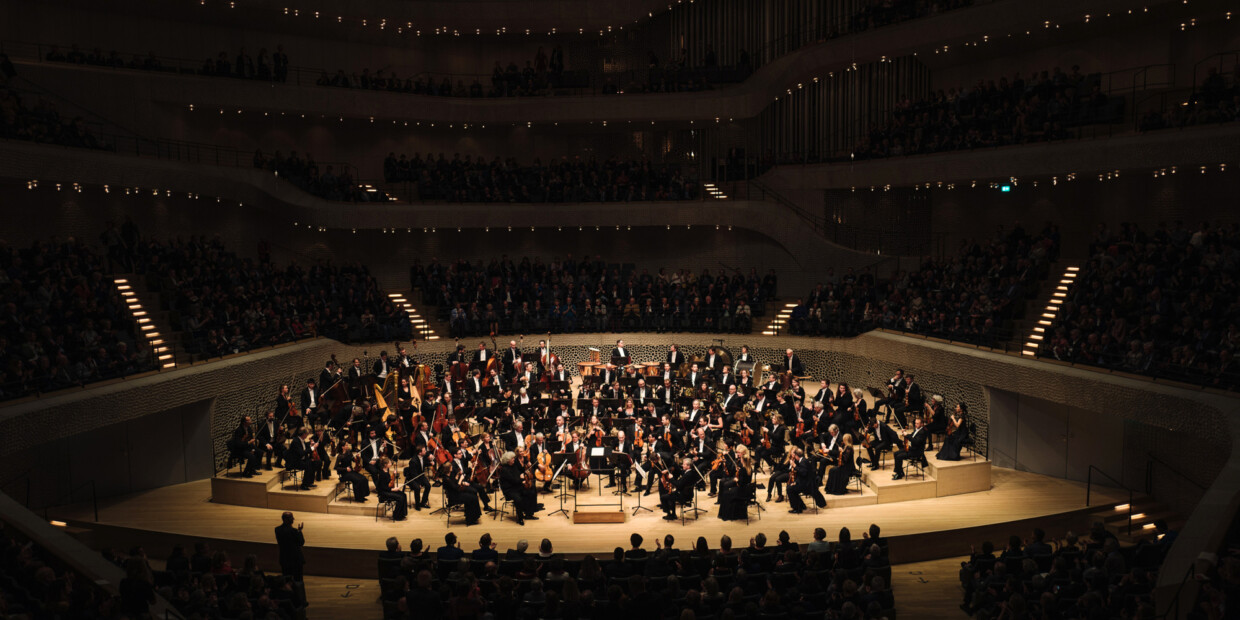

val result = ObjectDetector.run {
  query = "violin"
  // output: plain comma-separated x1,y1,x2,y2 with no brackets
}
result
593,427,605,447
452,427,469,448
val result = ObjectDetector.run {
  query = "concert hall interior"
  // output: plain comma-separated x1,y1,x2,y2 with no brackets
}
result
1,0,1239,618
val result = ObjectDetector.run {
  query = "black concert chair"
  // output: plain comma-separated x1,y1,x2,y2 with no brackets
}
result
960,422,980,461
906,455,928,480
376,498,400,522
744,484,762,524
440,486,467,526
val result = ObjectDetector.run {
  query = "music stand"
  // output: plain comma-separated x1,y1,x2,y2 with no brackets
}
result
683,464,708,522
631,461,653,515
547,455,572,519
607,450,631,496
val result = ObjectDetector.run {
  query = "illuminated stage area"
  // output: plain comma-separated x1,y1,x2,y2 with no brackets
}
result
49,465,1129,578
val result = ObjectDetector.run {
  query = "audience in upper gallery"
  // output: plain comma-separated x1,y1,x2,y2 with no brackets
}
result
0,525,152,619
0,86,108,151
253,149,388,202
1139,63,1240,132
45,42,292,83
791,222,1060,346
413,257,776,338
1041,221,1240,391
851,65,1123,161
377,526,893,620
959,522,1173,619
0,236,154,400
381,153,700,202
116,233,409,359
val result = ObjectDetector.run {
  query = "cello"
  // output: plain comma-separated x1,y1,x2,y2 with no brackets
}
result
482,334,499,386
569,443,591,481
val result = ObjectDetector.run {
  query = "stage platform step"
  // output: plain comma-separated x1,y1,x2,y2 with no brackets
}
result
824,482,878,508
926,454,992,497
863,469,938,503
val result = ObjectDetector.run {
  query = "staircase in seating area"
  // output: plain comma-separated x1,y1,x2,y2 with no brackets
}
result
1094,496,1183,544
761,300,798,336
1007,261,1080,356
112,276,179,370
387,291,440,341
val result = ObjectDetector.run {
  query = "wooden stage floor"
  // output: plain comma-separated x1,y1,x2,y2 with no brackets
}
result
50,467,1128,577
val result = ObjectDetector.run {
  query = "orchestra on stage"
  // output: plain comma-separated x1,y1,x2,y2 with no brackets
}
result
224,338,970,524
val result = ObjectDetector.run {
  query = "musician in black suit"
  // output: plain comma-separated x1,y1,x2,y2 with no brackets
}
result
667,345,685,367
502,341,523,377
358,429,389,475
287,428,316,490
864,420,900,470
718,365,737,387
721,384,743,414
396,345,415,371
783,349,805,376
447,344,468,366
757,413,787,469
597,365,618,386
347,358,365,399
300,379,323,426
373,351,393,382
893,374,922,428
611,340,630,365
818,424,843,479
685,364,704,392
498,453,540,525
704,347,722,378
255,410,284,469
335,443,370,503
471,342,491,364
874,370,905,417
403,444,432,510
318,360,339,395
501,420,529,452
786,448,826,513
466,370,486,401
441,464,482,525
892,418,929,480
608,431,637,492
659,458,697,520
228,416,261,477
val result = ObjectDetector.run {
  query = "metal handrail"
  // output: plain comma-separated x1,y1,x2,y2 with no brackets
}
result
1158,561,1197,619
1145,452,1207,492
1086,464,1133,535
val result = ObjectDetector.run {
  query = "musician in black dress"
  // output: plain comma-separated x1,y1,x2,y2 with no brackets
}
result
717,445,753,521
374,457,408,521
824,434,859,494
498,453,540,525
936,403,970,461
441,464,482,525
335,443,370,503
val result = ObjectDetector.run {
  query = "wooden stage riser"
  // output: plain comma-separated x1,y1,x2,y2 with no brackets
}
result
57,503,1111,579
210,453,993,515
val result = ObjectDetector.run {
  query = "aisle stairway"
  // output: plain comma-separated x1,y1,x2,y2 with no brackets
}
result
112,275,181,369
387,291,440,341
